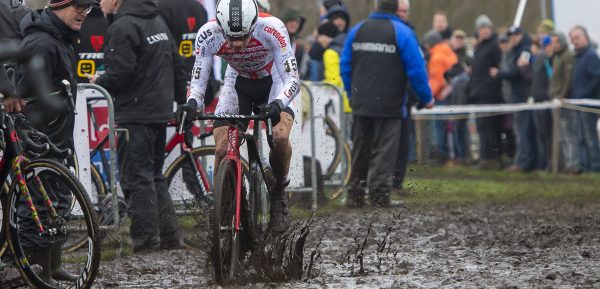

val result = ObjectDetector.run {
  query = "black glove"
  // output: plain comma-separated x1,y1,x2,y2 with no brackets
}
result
260,99,284,126
177,98,199,131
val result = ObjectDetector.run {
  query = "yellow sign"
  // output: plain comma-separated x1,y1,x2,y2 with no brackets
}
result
179,40,193,58
78,60,95,78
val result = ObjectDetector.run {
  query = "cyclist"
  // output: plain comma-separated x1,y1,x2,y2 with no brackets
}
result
183,0,301,234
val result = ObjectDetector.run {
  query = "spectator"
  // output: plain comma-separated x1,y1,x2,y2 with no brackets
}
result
423,29,458,164
281,7,307,74
256,0,270,13
92,0,188,253
536,19,555,45
467,15,503,169
0,0,30,39
3,0,94,285
75,6,108,83
341,0,433,207
445,29,472,164
309,1,349,81
523,35,553,170
491,26,538,172
569,26,600,172
497,33,517,158
432,11,452,41
320,22,341,86
392,0,419,194
549,32,578,173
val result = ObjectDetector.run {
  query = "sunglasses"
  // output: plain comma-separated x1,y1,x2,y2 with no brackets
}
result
72,3,93,14
224,34,251,42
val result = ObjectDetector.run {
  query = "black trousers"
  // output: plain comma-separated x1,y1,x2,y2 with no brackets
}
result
393,115,411,189
118,123,181,249
476,115,503,160
347,116,402,205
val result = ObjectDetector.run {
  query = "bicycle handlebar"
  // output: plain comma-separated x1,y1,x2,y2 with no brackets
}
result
13,114,72,160
181,112,275,149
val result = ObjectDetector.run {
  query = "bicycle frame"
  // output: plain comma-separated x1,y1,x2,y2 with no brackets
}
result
189,112,275,234
0,113,61,237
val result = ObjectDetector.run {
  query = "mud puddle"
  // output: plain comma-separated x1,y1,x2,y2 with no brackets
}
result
91,201,600,288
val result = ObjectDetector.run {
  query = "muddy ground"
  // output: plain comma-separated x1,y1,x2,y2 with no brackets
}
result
89,200,600,289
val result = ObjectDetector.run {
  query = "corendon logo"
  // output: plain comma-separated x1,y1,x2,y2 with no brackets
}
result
90,35,104,53
263,26,286,48
187,17,196,32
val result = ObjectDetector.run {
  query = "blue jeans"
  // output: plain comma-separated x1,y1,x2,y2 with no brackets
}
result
513,110,539,170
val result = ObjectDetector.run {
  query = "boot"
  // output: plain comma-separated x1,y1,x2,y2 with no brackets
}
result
268,181,291,234
28,248,58,286
50,242,79,282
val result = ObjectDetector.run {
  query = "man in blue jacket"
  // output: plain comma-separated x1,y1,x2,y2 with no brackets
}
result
341,0,433,207
569,26,600,172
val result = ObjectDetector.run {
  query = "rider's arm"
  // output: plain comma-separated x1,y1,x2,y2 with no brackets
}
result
187,24,216,106
270,19,301,108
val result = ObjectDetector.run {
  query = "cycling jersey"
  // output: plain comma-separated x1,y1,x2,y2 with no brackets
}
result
188,13,301,113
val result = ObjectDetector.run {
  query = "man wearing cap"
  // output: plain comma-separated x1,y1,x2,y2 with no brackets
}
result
1,0,94,285
490,25,538,172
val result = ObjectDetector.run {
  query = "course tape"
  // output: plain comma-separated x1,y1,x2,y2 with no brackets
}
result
411,99,600,120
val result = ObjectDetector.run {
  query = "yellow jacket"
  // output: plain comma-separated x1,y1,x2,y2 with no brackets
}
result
323,48,352,113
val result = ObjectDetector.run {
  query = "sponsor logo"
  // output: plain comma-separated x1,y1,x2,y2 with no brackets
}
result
263,26,287,48
187,17,196,32
352,42,397,54
146,33,169,45
90,35,104,53
77,60,95,78
179,40,194,57
283,81,300,98
78,53,104,60
197,30,213,43
182,33,197,40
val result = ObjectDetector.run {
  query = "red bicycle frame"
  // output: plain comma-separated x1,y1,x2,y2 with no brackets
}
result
220,126,244,232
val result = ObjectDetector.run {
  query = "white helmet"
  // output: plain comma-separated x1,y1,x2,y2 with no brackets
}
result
256,0,270,12
216,0,259,39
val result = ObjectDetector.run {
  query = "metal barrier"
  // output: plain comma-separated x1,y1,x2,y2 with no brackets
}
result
78,83,121,250
307,82,349,200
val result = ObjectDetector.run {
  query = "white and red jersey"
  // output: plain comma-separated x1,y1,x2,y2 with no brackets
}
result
188,13,301,109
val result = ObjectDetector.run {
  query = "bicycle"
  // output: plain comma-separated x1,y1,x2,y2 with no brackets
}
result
185,110,275,284
0,42,100,289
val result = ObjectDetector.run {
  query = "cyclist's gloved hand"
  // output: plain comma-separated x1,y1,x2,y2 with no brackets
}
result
177,98,199,131
260,99,284,126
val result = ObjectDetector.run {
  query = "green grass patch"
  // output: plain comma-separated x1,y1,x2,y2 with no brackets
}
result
401,165,600,206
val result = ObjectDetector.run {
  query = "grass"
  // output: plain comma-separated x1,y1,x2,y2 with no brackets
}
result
401,164,600,206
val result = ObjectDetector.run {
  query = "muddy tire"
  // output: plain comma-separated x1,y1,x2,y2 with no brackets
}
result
248,162,270,244
6,159,100,289
210,159,241,284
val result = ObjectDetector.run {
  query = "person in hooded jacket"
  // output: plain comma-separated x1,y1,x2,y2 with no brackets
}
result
308,1,349,81
467,15,504,169
91,0,188,253
2,0,94,285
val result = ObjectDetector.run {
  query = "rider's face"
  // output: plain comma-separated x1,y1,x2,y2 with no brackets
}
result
227,36,251,52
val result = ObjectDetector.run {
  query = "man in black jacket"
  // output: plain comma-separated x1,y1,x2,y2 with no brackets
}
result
93,0,187,253
3,0,94,285
491,26,538,172
467,15,504,169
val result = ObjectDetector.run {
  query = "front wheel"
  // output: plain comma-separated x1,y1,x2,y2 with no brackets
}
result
210,158,241,284
6,159,100,289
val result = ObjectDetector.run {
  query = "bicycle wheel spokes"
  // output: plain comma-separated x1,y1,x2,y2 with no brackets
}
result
211,159,240,284
7,159,100,289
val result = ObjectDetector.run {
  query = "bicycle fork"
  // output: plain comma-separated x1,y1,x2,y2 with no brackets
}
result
225,127,244,233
